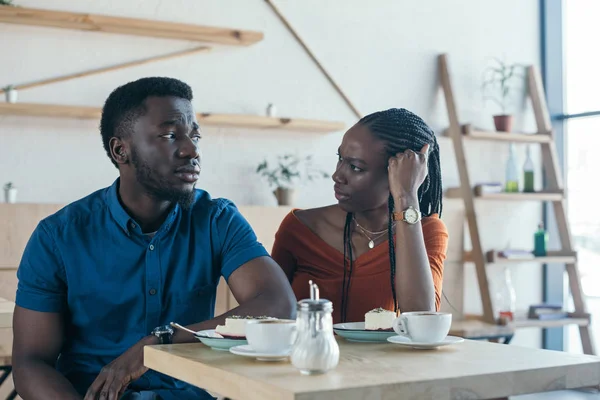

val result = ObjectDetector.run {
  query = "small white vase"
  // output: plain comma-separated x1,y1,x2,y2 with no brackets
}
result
4,188,17,203
266,103,277,117
5,89,17,104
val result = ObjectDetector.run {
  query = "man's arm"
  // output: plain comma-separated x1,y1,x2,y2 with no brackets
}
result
13,306,82,399
83,257,297,399
173,255,296,343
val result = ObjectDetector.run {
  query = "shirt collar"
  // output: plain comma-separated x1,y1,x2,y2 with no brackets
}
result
105,178,181,237
105,178,135,235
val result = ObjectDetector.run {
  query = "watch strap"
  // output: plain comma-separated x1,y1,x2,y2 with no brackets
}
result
392,211,405,222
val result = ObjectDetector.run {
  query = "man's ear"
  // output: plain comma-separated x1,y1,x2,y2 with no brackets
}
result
109,137,129,165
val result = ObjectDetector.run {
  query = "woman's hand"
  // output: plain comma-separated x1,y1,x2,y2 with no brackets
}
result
388,144,429,201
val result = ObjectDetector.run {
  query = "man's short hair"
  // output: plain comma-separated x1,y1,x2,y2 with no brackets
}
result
100,77,194,167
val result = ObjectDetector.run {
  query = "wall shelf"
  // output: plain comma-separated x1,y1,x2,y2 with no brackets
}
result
445,187,564,202
443,124,552,144
513,316,590,329
0,102,345,133
463,250,577,264
0,6,263,45
450,315,589,338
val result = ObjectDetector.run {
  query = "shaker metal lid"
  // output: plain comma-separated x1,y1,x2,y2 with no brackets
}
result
298,279,332,311
297,298,333,312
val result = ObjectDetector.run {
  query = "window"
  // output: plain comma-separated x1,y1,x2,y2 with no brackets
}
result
559,0,600,353
565,1,600,115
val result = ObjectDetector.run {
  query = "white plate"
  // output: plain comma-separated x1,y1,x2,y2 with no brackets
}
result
333,322,396,343
229,345,291,361
386,335,464,349
194,329,247,351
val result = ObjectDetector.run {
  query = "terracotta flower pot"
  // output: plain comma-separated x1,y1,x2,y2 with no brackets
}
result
273,187,295,206
493,115,513,132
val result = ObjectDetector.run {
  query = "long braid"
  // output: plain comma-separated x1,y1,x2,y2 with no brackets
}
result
358,108,443,312
387,194,398,313
341,212,354,322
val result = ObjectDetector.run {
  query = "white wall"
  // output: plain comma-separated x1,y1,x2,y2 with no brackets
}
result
0,0,544,347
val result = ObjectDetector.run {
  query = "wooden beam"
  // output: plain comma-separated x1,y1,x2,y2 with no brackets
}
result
0,103,345,133
527,65,594,354
0,5,263,45
438,53,495,324
0,46,211,94
264,0,361,120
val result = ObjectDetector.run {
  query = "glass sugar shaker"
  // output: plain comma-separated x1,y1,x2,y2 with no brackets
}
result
290,280,340,375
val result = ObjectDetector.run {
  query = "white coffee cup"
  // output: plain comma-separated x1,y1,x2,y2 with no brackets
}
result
392,312,452,343
245,319,297,353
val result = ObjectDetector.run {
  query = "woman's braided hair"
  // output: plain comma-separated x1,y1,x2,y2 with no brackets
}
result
340,108,443,322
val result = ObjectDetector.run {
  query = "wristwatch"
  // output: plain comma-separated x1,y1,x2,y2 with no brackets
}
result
393,206,422,224
151,325,174,345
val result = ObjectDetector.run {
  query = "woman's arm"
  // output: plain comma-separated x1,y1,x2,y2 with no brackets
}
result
393,194,436,312
388,144,444,312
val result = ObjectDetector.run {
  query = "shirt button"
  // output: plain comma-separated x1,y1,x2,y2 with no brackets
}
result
149,288,157,295
149,244,155,251
130,221,136,229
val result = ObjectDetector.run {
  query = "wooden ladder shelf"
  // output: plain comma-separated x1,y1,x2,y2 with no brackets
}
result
438,53,595,355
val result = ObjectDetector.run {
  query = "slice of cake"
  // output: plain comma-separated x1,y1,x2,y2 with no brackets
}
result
215,315,272,339
364,308,396,331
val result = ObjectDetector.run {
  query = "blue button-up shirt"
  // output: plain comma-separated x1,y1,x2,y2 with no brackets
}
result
16,179,269,398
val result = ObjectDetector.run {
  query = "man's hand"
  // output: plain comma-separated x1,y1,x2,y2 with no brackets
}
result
84,336,156,400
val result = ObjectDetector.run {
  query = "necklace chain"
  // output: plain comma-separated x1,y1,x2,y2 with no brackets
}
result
353,217,395,249
353,216,394,236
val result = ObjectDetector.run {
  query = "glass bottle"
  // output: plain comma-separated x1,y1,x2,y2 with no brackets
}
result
291,282,339,375
523,145,535,192
534,222,548,257
505,143,519,192
493,267,517,323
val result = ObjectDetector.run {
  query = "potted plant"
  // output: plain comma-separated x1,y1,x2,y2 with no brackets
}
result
3,85,17,103
0,0,16,6
482,58,525,132
3,182,17,203
256,154,328,206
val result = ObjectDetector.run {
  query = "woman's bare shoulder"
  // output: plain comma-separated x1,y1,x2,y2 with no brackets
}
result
295,205,344,232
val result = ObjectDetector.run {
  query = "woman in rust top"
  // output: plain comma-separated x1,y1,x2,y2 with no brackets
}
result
271,108,448,323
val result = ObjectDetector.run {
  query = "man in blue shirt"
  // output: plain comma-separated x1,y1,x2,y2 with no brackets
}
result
12,77,297,400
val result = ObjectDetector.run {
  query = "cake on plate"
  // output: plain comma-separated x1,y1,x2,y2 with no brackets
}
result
364,307,396,331
215,315,272,339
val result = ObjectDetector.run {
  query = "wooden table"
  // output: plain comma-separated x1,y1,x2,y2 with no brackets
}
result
144,338,600,400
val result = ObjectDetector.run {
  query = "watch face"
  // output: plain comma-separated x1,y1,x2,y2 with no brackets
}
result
405,208,420,224
153,325,173,336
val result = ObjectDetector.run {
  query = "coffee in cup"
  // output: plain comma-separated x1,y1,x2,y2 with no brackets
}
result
245,319,297,353
392,312,451,343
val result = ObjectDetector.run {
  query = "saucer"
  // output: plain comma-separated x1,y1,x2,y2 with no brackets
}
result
386,335,464,349
194,329,247,351
229,345,291,361
333,322,396,343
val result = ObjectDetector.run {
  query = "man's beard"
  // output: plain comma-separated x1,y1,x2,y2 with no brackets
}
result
130,148,196,210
